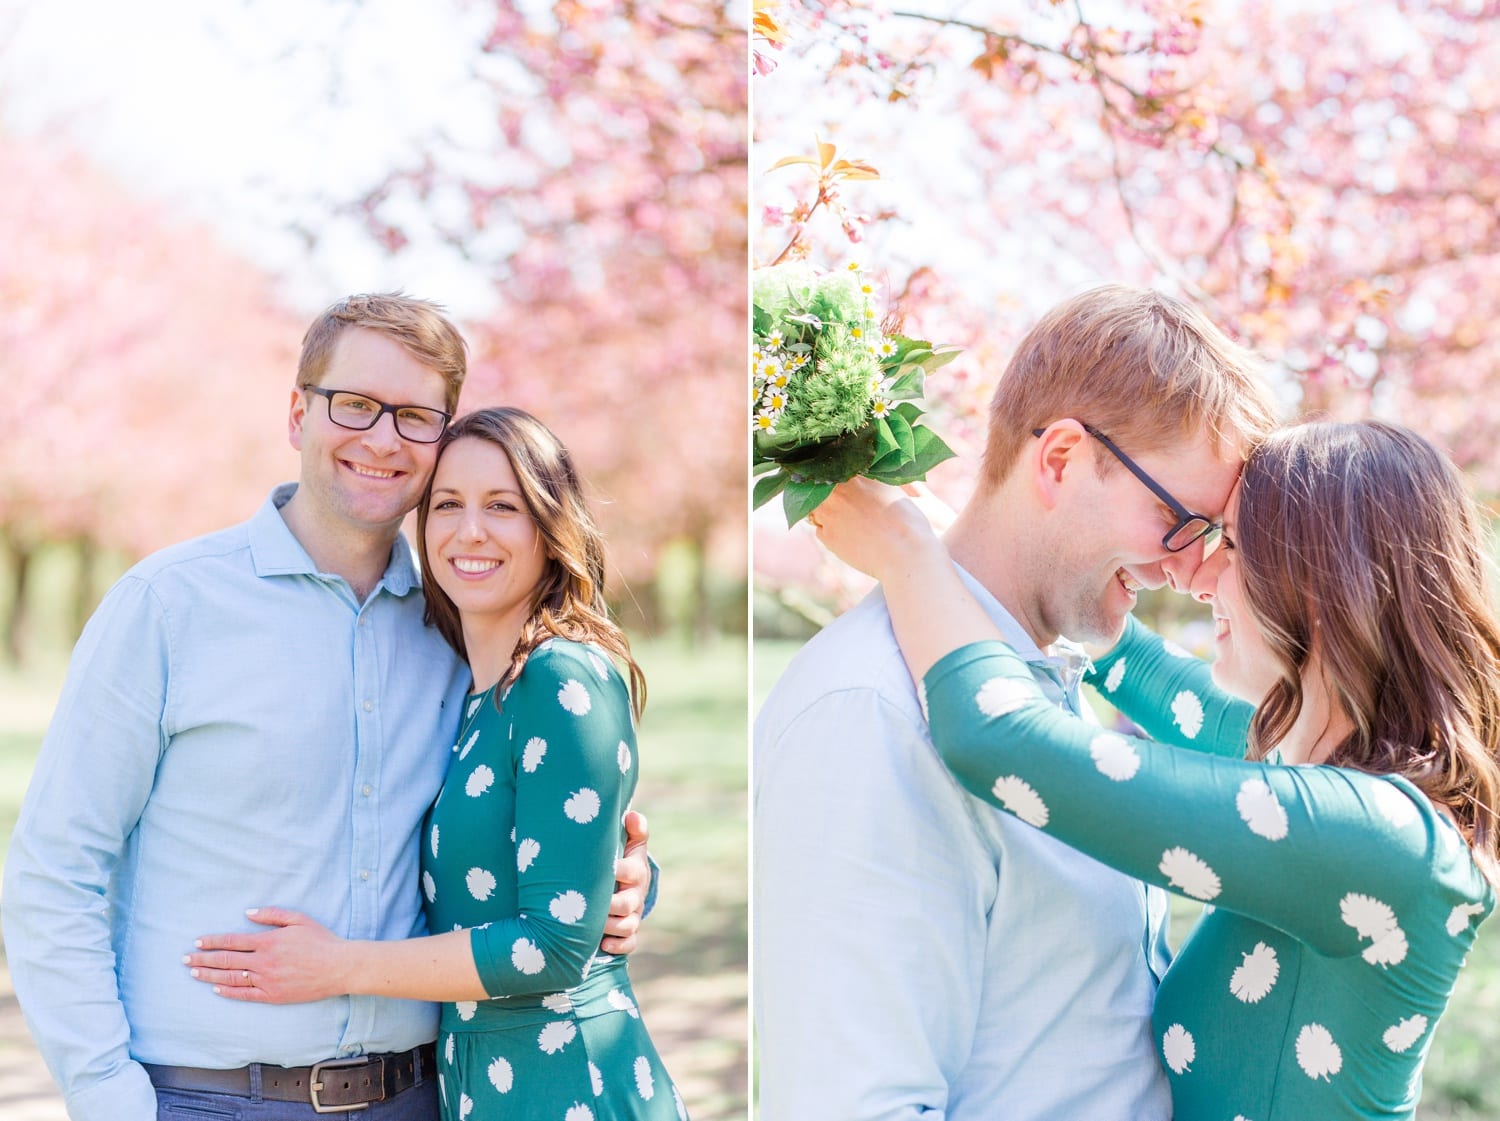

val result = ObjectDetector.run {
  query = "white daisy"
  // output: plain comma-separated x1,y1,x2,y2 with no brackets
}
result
618,740,632,773
422,870,436,903
487,1056,513,1093
1229,942,1279,1003
976,676,1038,717
565,788,602,823
991,775,1049,827
1295,1023,1343,1080
589,1062,603,1096
564,1105,594,1121
1339,892,1408,966
1383,1014,1428,1053
1236,779,1289,840
512,937,546,974
1170,690,1205,739
465,765,495,798
455,1000,477,1021
517,837,541,873
1090,733,1140,781
458,1092,473,1119
538,1020,577,1054
1162,1024,1195,1074
550,890,588,924
458,729,480,760
1447,901,1486,937
466,867,497,901
1371,781,1419,827
1103,658,1127,693
634,1056,655,1100
607,988,640,1018
542,992,574,1014
522,736,548,773
1159,847,1222,900
557,679,593,715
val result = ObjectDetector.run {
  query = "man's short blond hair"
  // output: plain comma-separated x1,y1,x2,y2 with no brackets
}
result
297,292,467,413
979,285,1280,487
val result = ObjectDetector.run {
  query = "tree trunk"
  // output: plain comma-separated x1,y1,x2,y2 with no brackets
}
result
3,533,33,665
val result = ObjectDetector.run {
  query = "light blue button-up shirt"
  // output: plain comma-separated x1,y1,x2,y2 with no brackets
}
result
754,569,1173,1121
2,485,470,1121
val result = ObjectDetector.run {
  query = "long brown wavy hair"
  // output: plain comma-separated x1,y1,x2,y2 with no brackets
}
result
416,407,645,718
1238,421,1500,874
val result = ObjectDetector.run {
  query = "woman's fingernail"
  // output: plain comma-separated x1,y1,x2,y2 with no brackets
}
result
246,908,259,916
191,969,200,978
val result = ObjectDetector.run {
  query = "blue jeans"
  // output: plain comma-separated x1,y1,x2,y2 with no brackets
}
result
155,1080,438,1121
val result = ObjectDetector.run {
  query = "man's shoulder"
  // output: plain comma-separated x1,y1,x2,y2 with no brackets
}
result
118,520,254,589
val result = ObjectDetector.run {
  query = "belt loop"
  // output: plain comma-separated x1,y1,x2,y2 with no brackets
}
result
249,1062,264,1103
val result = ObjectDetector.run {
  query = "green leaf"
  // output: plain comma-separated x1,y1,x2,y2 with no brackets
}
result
915,345,962,372
868,426,958,484
872,416,900,462
753,456,780,475
753,305,773,337
886,410,916,460
893,401,923,424
783,479,835,527
886,368,926,399
753,471,788,509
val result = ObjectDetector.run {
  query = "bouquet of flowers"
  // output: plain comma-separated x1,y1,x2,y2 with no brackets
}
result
752,261,958,526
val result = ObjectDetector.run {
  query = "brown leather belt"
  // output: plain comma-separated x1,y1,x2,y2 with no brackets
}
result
144,1042,435,1113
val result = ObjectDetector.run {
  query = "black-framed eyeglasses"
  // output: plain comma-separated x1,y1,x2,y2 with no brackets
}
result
302,386,451,444
1032,423,1221,553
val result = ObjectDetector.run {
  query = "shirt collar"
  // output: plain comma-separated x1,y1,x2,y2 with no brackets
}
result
952,563,1093,685
248,483,421,597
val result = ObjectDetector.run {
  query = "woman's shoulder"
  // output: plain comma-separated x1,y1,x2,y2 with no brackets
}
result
513,637,627,704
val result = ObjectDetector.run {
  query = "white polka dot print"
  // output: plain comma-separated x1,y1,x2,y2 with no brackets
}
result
1339,892,1408,966
1296,1023,1342,1080
430,825,440,859
634,1056,655,1100
466,867,497,901
445,1034,455,1064
466,695,483,718
975,676,1037,717
1103,658,1127,693
558,679,593,715
458,1092,473,1119
542,992,573,1014
589,1061,603,1096
1090,733,1140,781
517,837,541,873
458,730,480,761
1383,1014,1428,1053
607,988,640,1018
422,871,436,903
538,1020,577,1055
673,1085,688,1120
550,890,587,924
487,1056,513,1093
455,1001,477,1021
1371,781,1419,828
564,1106,594,1121
465,765,495,797
565,788,602,823
1237,779,1288,840
991,775,1049,827
1229,942,1279,1003
1162,1024,1195,1074
1170,690,1204,738
589,651,611,679
523,737,548,773
1448,901,1486,936
512,936,546,974
617,740,632,774
1162,640,1193,658
1159,847,1221,900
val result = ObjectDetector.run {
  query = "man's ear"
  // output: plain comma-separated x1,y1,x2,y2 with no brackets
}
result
288,387,308,452
1032,420,1090,512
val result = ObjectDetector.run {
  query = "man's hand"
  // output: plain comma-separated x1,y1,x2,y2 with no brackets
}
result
602,810,651,955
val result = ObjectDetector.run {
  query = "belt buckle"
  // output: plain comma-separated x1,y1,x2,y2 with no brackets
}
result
309,1056,378,1114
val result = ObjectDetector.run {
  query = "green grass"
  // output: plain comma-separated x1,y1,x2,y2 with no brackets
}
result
758,637,1500,1119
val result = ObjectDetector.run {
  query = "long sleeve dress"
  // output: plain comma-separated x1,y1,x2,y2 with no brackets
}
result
922,619,1494,1121
420,638,686,1121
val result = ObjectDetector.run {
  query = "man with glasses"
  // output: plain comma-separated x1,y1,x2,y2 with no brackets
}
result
3,294,651,1121
756,285,1281,1120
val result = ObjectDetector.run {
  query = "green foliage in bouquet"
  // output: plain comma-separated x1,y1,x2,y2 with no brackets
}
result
752,261,959,526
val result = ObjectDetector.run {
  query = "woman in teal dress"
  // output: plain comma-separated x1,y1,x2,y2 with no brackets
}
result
186,407,685,1121
813,420,1499,1121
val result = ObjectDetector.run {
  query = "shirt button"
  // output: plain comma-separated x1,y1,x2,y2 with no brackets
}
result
362,784,373,797
360,870,371,881
362,700,373,712
358,617,368,627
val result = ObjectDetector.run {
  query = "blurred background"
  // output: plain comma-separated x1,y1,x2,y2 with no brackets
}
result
0,1,747,1117
753,1,1499,1116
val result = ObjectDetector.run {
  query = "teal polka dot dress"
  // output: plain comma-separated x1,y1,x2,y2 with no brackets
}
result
421,638,686,1121
922,620,1493,1121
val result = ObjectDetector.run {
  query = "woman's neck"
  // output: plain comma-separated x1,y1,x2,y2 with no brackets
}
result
1281,653,1354,765
462,618,528,694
